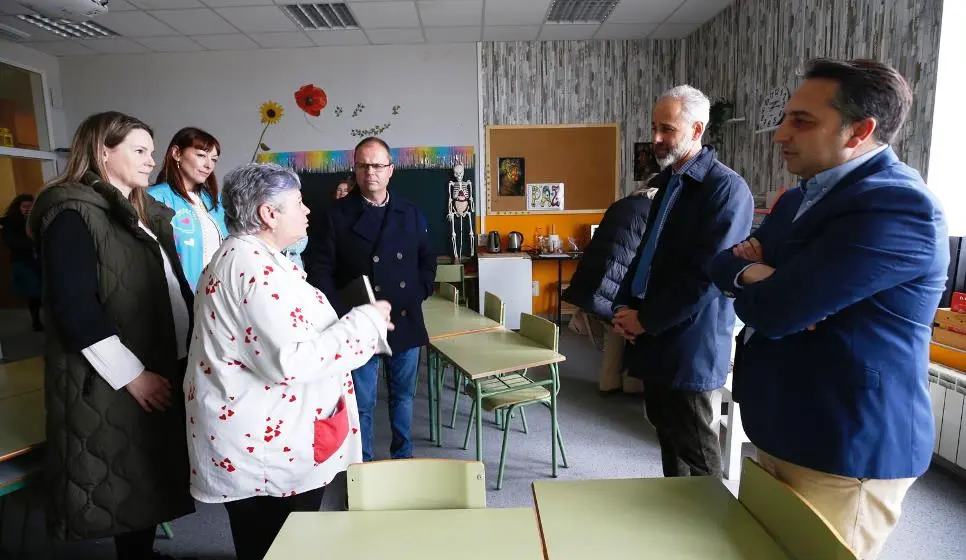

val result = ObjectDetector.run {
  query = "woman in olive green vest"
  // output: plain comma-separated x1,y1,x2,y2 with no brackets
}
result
29,111,194,559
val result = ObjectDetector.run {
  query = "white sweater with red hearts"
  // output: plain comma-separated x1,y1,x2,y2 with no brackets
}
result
185,234,390,502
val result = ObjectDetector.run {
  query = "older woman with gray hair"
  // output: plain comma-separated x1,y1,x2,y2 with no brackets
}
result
184,163,393,560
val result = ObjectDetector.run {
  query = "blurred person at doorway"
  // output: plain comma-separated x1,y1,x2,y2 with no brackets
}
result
1,193,42,330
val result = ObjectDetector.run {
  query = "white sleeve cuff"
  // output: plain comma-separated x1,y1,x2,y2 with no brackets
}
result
734,263,758,289
81,335,145,390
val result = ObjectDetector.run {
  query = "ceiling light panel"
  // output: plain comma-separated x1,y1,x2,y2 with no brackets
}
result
15,14,117,39
280,3,358,30
546,0,618,23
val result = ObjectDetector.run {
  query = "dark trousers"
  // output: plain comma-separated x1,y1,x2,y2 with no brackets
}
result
224,487,325,560
643,384,722,478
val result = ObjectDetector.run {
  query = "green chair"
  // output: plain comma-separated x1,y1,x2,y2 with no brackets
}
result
438,282,458,305
738,457,857,560
447,292,507,430
461,313,569,489
435,264,466,306
347,458,486,511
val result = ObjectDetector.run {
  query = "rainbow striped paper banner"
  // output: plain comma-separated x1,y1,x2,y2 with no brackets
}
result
256,145,474,172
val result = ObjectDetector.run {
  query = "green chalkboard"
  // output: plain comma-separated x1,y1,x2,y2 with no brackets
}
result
298,168,476,258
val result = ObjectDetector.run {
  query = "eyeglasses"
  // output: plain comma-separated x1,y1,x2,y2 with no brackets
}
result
354,162,392,172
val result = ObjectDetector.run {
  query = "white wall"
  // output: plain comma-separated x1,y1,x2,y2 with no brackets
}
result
926,0,965,236
59,43,479,177
0,38,68,151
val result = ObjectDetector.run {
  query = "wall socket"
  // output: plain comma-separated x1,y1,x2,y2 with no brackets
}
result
532,281,540,296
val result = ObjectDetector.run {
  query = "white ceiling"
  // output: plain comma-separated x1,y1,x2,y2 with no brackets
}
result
0,0,732,56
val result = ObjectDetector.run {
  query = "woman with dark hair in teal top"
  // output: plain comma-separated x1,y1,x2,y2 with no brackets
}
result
148,127,228,291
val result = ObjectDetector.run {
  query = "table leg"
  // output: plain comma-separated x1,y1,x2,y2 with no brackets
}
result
435,353,444,448
427,348,437,444
551,363,558,478
556,260,563,325
475,380,484,462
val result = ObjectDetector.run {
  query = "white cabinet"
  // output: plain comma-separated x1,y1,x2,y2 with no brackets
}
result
477,253,533,330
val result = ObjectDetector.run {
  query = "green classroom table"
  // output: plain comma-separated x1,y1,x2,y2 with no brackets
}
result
421,296,504,445
264,508,544,559
430,329,566,473
532,477,792,559
0,357,43,401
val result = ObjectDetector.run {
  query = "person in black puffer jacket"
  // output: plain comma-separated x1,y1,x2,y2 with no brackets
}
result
563,182,657,394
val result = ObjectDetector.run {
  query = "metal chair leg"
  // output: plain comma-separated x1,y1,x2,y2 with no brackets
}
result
462,400,476,450
496,405,516,490
520,408,529,434
160,522,175,539
448,373,462,429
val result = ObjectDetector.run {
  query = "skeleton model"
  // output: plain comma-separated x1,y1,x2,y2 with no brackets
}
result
447,163,475,261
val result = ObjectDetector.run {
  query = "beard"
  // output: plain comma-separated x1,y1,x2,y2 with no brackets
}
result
655,141,693,170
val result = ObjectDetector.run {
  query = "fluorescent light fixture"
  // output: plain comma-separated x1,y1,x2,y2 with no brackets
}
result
16,13,117,39
280,3,359,30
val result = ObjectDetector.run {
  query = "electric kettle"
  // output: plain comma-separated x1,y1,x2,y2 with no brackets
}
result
507,231,523,252
487,231,501,253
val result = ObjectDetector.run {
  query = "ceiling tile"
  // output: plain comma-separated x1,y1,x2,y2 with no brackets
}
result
482,25,540,41
199,0,276,5
668,0,732,23
424,26,480,43
606,0,682,24
136,36,205,52
129,0,204,9
594,22,657,39
306,28,370,46
416,0,482,27
25,40,97,56
0,14,64,41
215,6,299,32
150,9,237,35
82,37,152,54
647,22,702,39
0,0,36,14
349,2,420,29
191,33,260,50
249,31,313,48
93,11,178,37
366,27,424,44
483,0,552,26
538,23,598,40
105,0,138,10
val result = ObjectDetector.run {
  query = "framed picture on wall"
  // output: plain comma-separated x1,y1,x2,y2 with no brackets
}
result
527,182,565,211
497,157,525,196
633,142,661,181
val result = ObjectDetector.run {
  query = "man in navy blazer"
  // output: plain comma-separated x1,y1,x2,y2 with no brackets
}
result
710,59,948,558
613,85,754,478
304,137,436,462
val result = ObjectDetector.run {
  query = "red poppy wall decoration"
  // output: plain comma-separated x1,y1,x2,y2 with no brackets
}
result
295,84,327,117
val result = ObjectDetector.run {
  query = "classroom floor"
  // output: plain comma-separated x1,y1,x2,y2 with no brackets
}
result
1,308,965,559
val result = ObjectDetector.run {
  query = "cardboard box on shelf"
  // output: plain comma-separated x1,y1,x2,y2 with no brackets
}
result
932,326,966,351
952,292,966,314
935,308,966,334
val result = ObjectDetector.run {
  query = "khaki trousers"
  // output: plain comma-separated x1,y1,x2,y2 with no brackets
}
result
598,320,643,393
756,450,916,559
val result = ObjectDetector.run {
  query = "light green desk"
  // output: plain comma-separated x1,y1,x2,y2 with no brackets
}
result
264,508,544,559
430,330,566,475
421,297,503,445
532,477,791,559
0,357,43,401
0,390,44,462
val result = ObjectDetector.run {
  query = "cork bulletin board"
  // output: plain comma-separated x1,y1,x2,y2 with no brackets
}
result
485,123,620,215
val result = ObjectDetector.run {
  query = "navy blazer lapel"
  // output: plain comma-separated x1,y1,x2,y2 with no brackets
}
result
348,192,381,243
782,147,900,240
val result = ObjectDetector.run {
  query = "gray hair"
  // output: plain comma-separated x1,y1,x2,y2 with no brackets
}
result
222,163,301,235
659,84,711,133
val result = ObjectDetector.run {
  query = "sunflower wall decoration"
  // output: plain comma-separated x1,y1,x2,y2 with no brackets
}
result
252,101,284,162
294,82,401,139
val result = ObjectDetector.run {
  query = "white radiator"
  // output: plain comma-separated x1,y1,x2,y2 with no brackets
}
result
929,363,966,469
